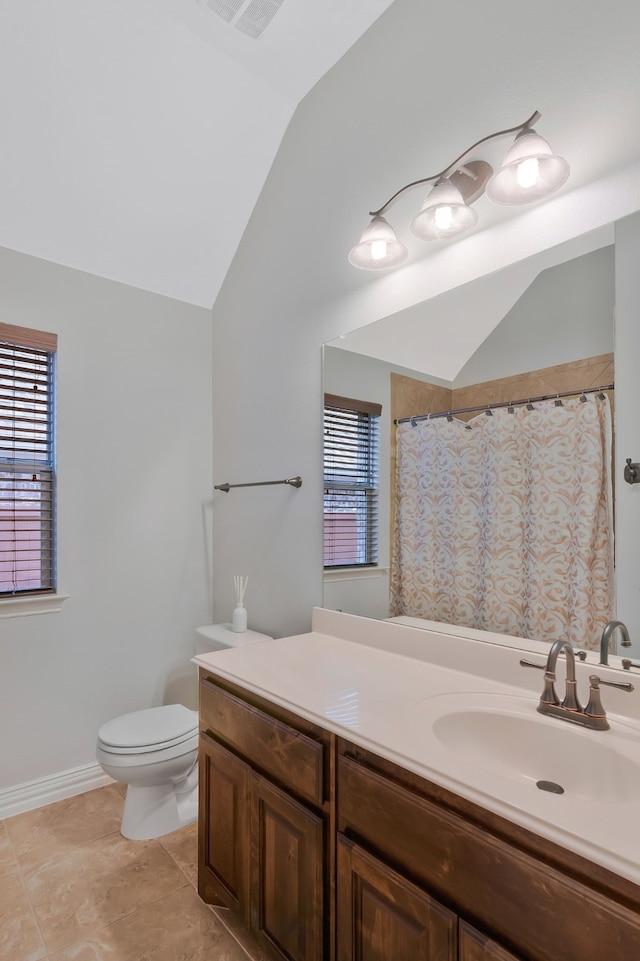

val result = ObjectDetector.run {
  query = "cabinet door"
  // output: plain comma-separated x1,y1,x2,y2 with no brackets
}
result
459,922,525,961
198,733,250,916
337,835,457,961
250,772,324,961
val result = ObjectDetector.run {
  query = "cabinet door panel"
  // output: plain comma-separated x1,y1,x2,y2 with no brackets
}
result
198,733,250,915
251,773,324,961
337,835,457,961
459,921,524,961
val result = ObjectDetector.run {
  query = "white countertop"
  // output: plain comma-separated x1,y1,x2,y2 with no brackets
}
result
193,608,640,888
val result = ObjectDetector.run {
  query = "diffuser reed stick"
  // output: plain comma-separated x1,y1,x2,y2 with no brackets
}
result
234,575,248,606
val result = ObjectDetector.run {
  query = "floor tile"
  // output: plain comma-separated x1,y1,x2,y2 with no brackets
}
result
0,865,47,961
24,830,188,953
0,820,18,878
159,821,198,886
5,785,124,871
48,884,252,961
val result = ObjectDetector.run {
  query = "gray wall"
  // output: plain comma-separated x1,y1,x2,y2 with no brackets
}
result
0,247,213,790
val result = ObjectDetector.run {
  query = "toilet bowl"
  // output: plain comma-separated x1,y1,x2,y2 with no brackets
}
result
96,623,273,840
96,704,199,840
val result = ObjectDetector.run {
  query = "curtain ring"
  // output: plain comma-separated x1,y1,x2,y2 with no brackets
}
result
554,393,563,406
580,392,588,403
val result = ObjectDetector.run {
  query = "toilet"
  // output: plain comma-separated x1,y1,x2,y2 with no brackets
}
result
96,623,273,840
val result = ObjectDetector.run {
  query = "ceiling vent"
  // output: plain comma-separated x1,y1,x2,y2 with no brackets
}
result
199,0,285,39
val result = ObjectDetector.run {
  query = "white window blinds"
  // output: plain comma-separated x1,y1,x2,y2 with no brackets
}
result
324,394,380,568
0,323,57,596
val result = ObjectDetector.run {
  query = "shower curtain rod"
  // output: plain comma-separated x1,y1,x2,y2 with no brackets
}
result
395,383,614,425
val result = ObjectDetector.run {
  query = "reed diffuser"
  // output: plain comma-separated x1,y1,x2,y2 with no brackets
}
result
232,575,248,633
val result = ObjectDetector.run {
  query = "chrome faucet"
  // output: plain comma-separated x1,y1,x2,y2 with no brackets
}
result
599,620,632,665
520,638,634,731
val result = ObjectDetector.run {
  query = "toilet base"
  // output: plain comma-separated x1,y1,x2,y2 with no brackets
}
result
120,765,198,840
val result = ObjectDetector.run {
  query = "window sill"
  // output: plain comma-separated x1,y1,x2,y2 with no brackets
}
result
324,567,389,583
0,593,70,619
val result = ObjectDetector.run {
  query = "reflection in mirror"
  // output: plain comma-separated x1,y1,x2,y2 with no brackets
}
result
323,232,616,651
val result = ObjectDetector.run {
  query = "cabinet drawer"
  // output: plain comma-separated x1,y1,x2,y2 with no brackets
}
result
200,676,325,806
338,755,640,961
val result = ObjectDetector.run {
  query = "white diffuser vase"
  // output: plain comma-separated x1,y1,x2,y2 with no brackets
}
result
232,603,247,633
232,575,248,633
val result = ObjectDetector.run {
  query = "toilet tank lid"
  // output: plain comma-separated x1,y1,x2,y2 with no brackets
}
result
98,704,198,749
195,623,273,650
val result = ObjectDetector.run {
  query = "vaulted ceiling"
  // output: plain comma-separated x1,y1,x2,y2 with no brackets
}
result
1,0,639,328
0,0,393,307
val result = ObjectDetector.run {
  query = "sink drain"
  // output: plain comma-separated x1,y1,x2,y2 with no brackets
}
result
536,780,565,795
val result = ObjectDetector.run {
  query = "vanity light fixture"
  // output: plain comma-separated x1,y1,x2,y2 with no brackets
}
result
348,110,569,270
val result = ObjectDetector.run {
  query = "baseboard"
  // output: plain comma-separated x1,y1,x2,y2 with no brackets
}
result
0,762,116,820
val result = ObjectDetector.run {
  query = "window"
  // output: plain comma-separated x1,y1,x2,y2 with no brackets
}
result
0,323,57,597
323,394,380,568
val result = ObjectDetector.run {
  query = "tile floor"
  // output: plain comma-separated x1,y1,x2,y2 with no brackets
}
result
0,783,270,961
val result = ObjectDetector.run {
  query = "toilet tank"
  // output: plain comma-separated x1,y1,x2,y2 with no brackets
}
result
195,623,273,654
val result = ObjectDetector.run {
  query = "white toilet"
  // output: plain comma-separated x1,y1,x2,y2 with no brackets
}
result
96,623,272,840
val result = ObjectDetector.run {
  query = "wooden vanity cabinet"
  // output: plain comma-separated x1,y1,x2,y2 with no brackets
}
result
198,671,640,961
337,739,640,961
198,670,334,961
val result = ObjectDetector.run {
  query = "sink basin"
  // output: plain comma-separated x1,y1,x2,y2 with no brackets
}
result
414,692,640,803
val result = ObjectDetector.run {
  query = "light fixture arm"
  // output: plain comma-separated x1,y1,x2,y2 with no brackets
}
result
369,109,541,217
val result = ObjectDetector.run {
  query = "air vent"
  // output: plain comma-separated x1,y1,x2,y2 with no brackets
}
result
199,0,284,38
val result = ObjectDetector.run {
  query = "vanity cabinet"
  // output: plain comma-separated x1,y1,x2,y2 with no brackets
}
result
337,740,640,961
198,668,640,961
198,670,333,961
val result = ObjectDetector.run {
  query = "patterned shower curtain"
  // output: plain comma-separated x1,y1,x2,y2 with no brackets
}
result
390,395,614,649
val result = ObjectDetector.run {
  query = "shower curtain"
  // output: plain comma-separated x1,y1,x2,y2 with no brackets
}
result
390,395,614,649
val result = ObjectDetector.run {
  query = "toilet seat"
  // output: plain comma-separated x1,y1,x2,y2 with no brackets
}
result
97,704,198,756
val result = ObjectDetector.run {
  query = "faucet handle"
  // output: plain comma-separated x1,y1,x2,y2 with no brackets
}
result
541,669,561,706
622,658,640,672
519,659,560,704
519,658,545,670
592,674,635,693
585,675,606,721
585,674,634,728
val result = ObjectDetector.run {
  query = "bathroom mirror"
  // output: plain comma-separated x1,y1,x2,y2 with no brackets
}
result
322,224,617,634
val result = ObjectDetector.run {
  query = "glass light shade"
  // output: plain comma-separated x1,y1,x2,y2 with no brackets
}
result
486,129,570,205
409,179,478,241
348,215,408,270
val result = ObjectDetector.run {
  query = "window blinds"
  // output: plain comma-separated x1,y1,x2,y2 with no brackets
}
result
0,324,57,595
323,396,380,568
